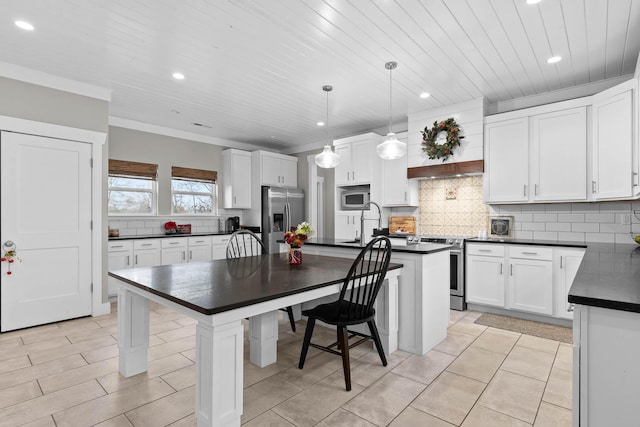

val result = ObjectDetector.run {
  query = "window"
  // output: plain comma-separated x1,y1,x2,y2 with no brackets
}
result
108,159,157,215
171,166,218,215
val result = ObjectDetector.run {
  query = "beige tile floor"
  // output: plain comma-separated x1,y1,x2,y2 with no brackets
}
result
0,304,573,426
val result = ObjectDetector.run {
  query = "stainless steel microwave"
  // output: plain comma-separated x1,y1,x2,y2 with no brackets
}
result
340,187,370,210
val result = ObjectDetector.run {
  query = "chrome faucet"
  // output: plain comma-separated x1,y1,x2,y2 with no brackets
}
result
360,201,382,246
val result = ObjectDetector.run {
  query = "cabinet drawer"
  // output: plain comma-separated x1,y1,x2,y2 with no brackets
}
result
509,246,552,261
466,244,505,257
161,237,187,248
212,235,231,245
133,239,160,250
188,236,212,246
108,240,133,252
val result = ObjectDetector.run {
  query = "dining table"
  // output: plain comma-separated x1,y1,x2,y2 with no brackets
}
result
109,252,403,427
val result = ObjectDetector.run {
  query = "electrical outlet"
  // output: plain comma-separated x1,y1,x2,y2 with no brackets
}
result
619,213,631,225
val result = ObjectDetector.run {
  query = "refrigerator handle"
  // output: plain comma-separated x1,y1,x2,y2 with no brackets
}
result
284,202,290,232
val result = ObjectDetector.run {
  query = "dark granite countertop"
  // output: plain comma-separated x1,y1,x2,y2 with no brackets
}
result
303,237,453,255
109,231,234,241
569,243,640,313
109,253,402,315
465,237,587,248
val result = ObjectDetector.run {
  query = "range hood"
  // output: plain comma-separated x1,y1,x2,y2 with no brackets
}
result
407,160,484,179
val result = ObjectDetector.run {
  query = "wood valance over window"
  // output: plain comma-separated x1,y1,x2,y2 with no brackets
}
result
109,159,158,180
171,166,217,183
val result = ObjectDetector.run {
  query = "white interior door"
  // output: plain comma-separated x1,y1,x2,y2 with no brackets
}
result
1,131,92,331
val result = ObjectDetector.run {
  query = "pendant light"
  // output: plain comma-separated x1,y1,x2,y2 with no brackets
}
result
376,61,406,160
315,85,340,168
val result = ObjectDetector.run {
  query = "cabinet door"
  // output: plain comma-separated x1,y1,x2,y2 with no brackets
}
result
189,245,212,262
334,212,358,240
484,118,529,202
134,249,161,267
593,84,634,199
281,158,298,187
161,247,187,265
231,153,251,208
211,236,231,260
381,141,418,206
508,258,553,315
554,249,585,320
531,107,587,201
334,144,353,185
108,249,132,296
466,255,505,307
261,154,282,186
352,139,373,184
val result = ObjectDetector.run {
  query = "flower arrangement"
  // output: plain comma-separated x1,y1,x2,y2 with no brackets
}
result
284,222,314,248
164,221,178,234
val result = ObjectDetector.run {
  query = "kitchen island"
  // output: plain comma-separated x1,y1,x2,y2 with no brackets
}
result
568,243,640,427
302,237,452,355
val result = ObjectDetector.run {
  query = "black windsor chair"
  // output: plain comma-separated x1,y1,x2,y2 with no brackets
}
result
298,236,392,391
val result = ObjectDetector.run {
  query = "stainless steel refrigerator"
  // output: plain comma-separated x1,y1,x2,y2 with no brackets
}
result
261,186,305,253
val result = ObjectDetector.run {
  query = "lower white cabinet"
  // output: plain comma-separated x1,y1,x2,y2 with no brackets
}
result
108,240,133,297
212,235,231,260
188,236,212,262
161,237,188,265
133,239,161,267
466,243,573,318
554,248,586,320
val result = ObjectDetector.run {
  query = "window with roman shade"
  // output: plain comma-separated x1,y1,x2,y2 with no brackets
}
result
171,166,218,215
108,159,158,215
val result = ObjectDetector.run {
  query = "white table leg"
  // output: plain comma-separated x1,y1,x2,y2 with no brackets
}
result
374,271,399,354
117,287,150,377
196,320,243,427
249,311,278,367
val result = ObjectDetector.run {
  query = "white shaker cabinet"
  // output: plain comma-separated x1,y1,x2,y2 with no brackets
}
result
221,149,251,209
592,79,637,199
466,244,506,307
507,246,553,315
188,236,212,262
483,118,529,203
381,132,418,207
253,150,298,187
334,133,378,186
531,107,587,201
107,240,133,297
212,235,231,260
554,248,585,320
161,237,188,265
133,239,161,268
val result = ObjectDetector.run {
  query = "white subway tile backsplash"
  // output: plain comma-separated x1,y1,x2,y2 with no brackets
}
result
558,213,585,223
497,205,522,214
521,204,546,212
616,233,634,244
136,228,153,235
600,223,631,234
533,231,558,240
109,215,229,237
546,222,572,232
513,213,533,222
513,230,533,239
521,222,545,231
572,223,600,233
558,232,585,242
570,203,599,213
585,232,615,243
585,213,615,223
533,213,558,222
546,203,571,212
599,201,632,211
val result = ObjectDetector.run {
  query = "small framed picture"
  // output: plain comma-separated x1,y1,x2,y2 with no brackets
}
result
488,216,513,238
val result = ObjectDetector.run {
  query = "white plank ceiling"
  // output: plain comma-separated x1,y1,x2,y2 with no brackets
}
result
1,0,639,151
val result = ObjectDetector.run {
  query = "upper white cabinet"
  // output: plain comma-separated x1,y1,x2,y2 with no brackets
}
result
334,133,379,186
252,150,298,187
484,101,588,204
484,118,529,203
381,132,418,207
592,79,638,200
221,149,251,209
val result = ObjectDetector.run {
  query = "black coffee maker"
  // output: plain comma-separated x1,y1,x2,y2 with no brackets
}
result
226,216,240,232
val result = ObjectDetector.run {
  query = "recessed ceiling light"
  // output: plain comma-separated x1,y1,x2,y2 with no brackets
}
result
15,20,34,31
172,72,185,80
547,56,562,64
420,92,430,99
526,0,542,4
317,121,325,127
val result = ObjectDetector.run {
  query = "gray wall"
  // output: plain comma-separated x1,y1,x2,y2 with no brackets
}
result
295,149,335,238
0,76,110,301
108,126,224,215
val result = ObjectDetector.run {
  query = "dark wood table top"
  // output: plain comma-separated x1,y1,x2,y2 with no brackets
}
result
109,253,402,315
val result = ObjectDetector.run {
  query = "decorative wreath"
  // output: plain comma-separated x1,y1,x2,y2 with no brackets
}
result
421,117,464,162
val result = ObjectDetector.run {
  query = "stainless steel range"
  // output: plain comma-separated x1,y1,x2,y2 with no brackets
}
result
418,236,467,311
